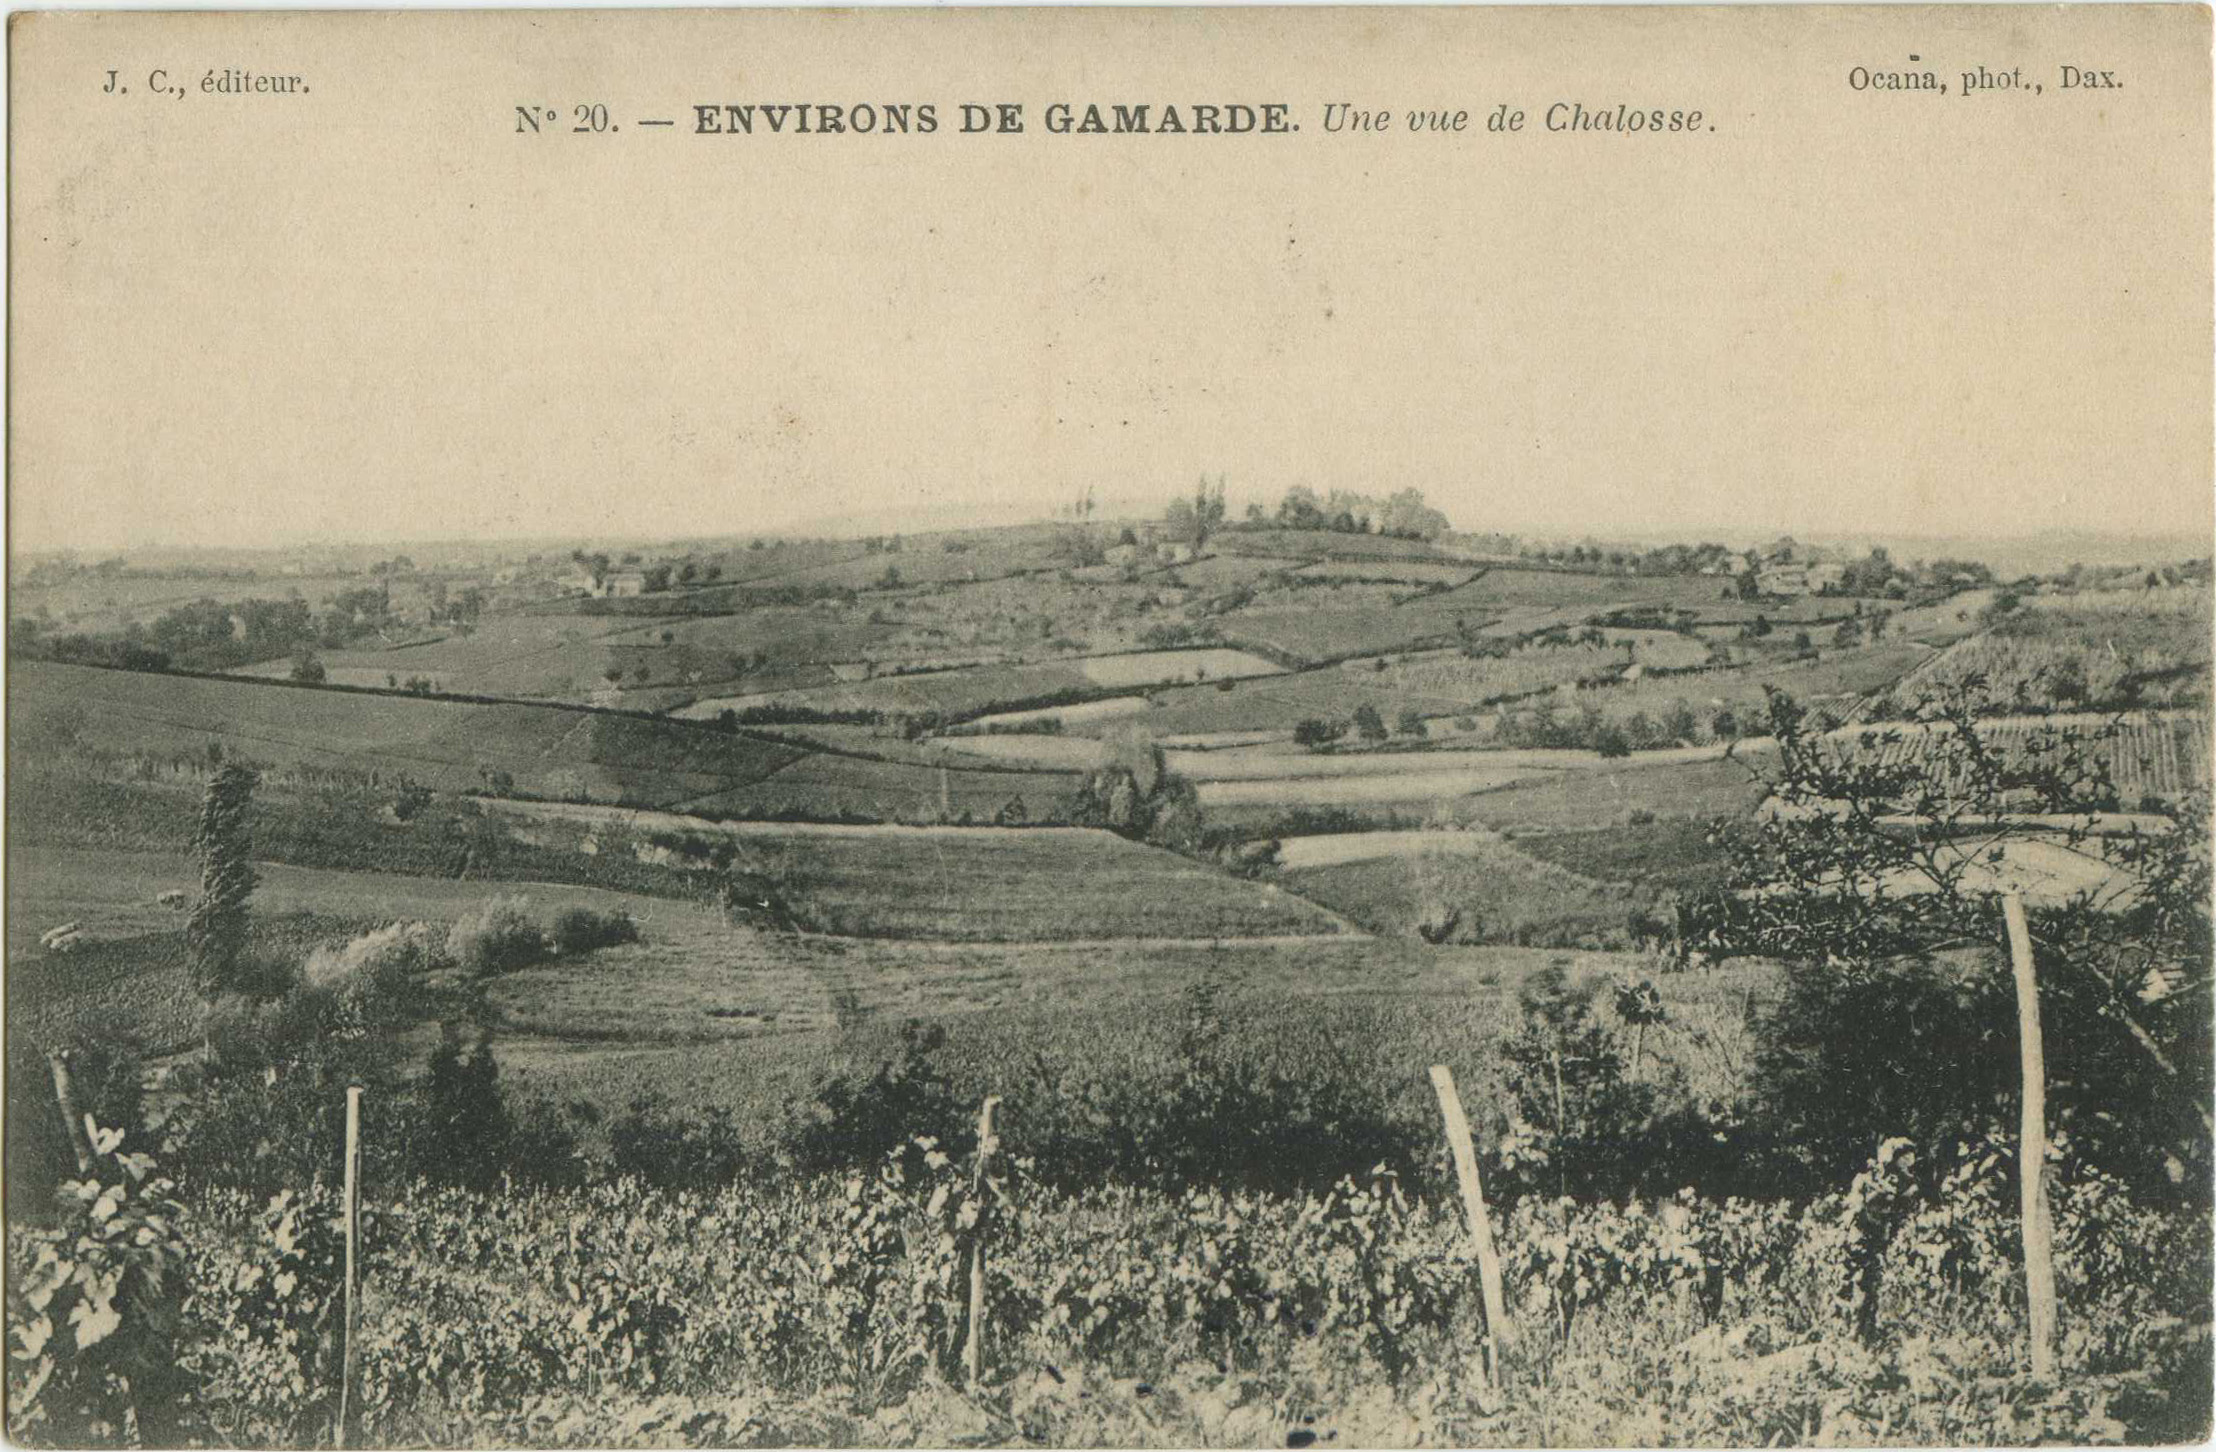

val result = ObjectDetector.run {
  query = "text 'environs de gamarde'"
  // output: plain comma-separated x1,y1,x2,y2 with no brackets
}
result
689,102,1296,135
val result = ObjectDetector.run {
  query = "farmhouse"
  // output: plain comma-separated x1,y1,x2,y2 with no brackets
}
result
599,572,648,598
1157,542,1197,564
1104,543,1145,566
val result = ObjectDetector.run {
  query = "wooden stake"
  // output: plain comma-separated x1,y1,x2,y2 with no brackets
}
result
1430,1065,1513,1383
47,1051,95,1173
337,1085,364,1448
964,1095,1001,1388
2002,894,2058,1382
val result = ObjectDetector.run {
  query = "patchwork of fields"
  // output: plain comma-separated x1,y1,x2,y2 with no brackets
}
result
675,647,1283,723
15,533,2200,1117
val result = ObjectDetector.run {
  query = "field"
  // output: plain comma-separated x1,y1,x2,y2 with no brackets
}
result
1825,712,2213,807
9,523,2211,1450
676,648,1280,725
1898,595,2213,713
478,807,1354,942
1533,641,1933,729
1195,763,1555,808
232,613,675,700
1280,834,1650,948
12,660,810,806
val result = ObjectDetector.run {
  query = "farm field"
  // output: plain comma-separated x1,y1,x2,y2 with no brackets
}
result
674,751,1083,822
476,804,1354,942
955,695,1154,733
13,659,1119,827
1166,554,1291,591
1196,763,1555,807
482,923,1598,1061
1825,711,2213,806
1531,641,1933,728
9,520,2211,1451
234,613,671,699
1458,753,1774,832
677,647,1282,723
11,659,810,806
1279,834,1652,948
1271,828,1511,870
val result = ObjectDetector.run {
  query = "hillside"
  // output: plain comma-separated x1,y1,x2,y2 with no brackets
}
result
8,660,1080,816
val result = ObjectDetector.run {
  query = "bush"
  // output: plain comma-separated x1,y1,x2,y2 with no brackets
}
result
549,906,640,956
301,921,446,1027
445,896,548,976
609,1095,749,1187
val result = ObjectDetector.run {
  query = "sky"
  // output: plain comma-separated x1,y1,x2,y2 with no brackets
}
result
9,8,2211,555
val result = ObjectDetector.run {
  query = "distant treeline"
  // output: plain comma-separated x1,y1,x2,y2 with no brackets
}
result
7,586,467,674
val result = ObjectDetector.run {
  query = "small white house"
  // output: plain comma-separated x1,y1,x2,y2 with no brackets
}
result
599,572,648,598
1104,543,1145,566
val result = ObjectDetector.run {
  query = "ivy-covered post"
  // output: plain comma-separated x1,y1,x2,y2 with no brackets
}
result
964,1094,1001,1388
2002,894,2058,1381
1430,1065,1512,1386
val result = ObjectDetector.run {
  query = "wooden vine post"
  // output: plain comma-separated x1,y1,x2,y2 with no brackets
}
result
47,1050,95,1173
2001,893,2058,1382
964,1094,1002,1388
337,1085,365,1448
1430,1065,1512,1387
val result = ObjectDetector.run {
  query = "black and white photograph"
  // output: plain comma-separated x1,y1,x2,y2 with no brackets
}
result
4,6,2212,1445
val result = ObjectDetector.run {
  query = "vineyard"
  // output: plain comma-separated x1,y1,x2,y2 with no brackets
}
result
11,1119,2210,1448
1823,712,2213,809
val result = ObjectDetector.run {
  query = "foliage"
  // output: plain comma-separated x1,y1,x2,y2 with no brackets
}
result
1688,682,2213,1199
11,1128,2207,1446
446,896,551,976
6,1123,192,1447
549,907,640,956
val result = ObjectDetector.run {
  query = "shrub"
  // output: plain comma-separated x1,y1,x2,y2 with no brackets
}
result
609,1095,750,1187
445,896,548,976
301,921,446,1027
549,906,640,956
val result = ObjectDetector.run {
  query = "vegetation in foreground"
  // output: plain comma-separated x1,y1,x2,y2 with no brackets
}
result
7,675,2212,1446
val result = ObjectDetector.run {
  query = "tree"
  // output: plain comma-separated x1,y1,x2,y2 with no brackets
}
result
1685,685,2212,1196
1352,703,1388,742
642,563,673,593
1395,707,1428,738
1292,717,1344,749
186,765,261,999
288,651,325,684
